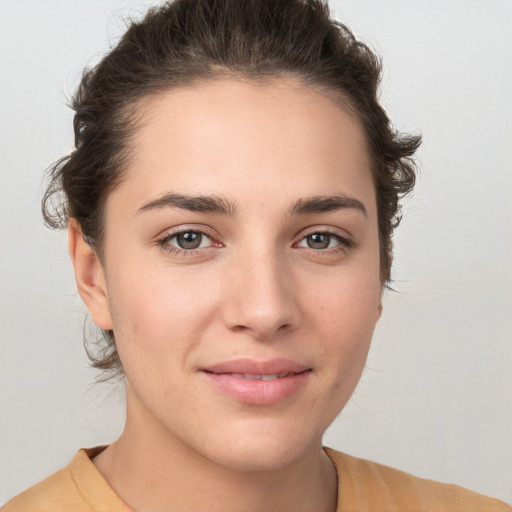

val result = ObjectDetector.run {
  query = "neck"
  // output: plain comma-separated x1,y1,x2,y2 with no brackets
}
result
93,388,337,512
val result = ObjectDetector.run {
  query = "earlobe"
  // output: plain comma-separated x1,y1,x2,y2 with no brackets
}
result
68,221,113,330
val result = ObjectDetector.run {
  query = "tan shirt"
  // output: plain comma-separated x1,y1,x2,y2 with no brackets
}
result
2,446,510,512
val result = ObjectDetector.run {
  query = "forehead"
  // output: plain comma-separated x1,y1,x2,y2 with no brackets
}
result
115,77,375,215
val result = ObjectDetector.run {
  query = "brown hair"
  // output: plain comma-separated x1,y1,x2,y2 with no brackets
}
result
42,0,421,379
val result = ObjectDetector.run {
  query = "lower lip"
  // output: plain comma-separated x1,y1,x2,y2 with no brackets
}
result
202,371,310,405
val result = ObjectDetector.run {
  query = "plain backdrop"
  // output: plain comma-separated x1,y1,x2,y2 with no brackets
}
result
1,0,511,505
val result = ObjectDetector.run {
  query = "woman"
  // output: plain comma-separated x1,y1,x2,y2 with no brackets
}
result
2,0,510,510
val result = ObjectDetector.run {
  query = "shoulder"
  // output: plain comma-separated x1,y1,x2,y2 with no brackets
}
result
2,448,129,512
2,465,87,512
324,447,511,512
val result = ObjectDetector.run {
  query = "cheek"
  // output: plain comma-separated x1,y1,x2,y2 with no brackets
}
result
296,274,380,436
305,268,381,372
105,263,221,368
308,268,381,331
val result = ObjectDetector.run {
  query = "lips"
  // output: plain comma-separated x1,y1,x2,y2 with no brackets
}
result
204,358,309,375
223,372,294,380
200,358,311,405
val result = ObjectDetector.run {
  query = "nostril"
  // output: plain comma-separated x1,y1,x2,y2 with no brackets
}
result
229,322,292,338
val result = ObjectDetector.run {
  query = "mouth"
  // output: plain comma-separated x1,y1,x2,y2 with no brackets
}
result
214,372,298,380
200,359,312,405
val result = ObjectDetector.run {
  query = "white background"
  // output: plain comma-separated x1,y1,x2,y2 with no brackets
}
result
1,0,511,505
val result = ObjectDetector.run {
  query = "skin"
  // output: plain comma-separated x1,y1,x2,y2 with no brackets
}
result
69,78,383,512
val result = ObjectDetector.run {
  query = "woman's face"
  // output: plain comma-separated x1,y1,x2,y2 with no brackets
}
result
82,78,382,471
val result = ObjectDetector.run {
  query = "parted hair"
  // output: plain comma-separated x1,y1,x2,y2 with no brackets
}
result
42,0,421,379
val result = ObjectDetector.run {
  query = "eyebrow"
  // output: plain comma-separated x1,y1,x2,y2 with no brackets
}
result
137,192,366,218
288,194,367,217
137,193,238,216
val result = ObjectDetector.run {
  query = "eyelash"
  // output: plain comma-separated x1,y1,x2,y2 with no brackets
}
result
156,228,354,257
295,231,354,253
156,229,219,257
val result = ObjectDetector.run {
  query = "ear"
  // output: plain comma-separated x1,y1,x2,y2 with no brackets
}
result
68,221,113,330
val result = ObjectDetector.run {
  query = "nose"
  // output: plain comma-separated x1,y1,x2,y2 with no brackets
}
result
221,247,302,340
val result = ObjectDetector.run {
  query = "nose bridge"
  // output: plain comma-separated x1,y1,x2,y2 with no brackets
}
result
222,241,300,339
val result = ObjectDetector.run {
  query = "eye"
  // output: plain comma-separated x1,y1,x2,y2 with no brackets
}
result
159,230,215,251
173,231,209,250
296,232,352,250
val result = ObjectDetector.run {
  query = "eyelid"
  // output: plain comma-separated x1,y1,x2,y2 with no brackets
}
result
156,224,219,240
295,225,354,243
167,231,213,249
156,225,223,253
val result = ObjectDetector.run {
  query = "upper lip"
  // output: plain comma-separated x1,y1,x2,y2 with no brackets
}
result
201,358,311,375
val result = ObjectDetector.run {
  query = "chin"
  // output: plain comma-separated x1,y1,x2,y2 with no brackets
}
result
195,420,323,473
208,443,309,473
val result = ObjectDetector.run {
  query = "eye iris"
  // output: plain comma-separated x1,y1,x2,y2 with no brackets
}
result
176,232,202,249
307,233,330,249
